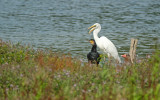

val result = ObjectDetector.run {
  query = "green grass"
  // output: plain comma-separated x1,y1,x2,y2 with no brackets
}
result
0,39,160,100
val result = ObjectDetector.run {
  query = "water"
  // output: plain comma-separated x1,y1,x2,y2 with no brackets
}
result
0,0,159,61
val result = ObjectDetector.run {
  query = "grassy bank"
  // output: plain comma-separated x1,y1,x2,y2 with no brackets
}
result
0,39,160,100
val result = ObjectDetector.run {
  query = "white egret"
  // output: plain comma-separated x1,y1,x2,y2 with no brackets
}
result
88,23,121,63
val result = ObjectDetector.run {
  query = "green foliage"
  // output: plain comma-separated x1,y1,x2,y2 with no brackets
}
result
0,39,160,100
0,41,29,64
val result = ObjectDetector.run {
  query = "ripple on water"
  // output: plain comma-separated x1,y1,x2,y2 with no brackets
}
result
0,0,159,60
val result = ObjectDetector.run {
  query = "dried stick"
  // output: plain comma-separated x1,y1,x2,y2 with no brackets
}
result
129,38,138,63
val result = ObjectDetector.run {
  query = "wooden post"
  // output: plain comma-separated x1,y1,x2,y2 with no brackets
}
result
129,38,138,63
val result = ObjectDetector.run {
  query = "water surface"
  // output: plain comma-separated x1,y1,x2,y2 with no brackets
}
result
0,0,159,61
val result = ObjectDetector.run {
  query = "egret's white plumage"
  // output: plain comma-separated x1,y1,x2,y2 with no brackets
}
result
88,23,121,63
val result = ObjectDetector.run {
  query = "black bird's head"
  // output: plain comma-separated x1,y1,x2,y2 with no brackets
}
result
89,39,96,46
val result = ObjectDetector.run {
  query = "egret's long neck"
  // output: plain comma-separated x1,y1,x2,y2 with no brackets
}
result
93,27,101,41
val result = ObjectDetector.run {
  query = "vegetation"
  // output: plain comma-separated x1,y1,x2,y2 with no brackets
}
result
0,39,160,100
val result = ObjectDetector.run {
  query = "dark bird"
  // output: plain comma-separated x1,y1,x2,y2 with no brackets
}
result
121,54,132,66
87,39,101,65
121,54,131,63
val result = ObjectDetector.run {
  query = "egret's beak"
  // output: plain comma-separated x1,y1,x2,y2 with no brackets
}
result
88,25,96,34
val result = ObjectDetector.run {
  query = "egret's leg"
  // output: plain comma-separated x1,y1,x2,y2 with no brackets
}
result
107,54,111,66
104,56,106,62
100,54,106,67
108,57,111,66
